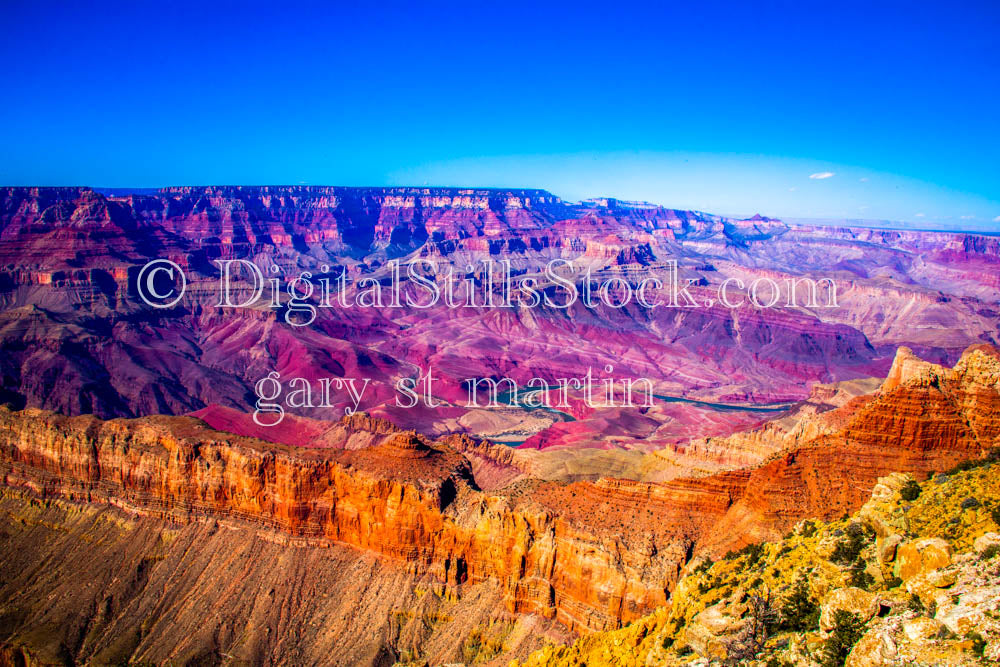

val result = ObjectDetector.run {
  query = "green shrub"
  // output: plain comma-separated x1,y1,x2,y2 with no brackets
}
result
831,523,871,565
724,542,766,567
693,558,714,574
819,610,866,667
765,658,794,667
899,479,921,501
966,631,986,656
981,544,1000,561
800,521,818,538
883,575,903,589
848,558,875,590
776,577,819,632
945,448,1000,475
961,496,981,510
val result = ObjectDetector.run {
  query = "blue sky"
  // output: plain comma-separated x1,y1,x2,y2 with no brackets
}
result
1,1,998,229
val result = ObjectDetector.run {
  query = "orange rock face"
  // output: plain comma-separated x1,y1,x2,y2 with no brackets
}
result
0,409,678,633
701,345,1000,552
1,345,998,636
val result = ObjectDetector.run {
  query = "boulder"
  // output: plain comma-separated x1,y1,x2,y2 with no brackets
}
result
683,600,747,659
973,532,1000,555
877,533,903,565
924,568,957,588
819,587,878,631
905,572,956,609
986,638,1000,663
894,537,953,581
935,585,1000,636
858,474,912,537
902,617,946,642
845,624,898,667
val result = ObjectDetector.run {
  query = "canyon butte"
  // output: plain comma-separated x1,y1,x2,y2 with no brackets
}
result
0,186,999,665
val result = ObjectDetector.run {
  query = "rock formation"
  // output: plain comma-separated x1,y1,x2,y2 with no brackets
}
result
2,184,999,663
516,449,1000,666
1,186,997,447
0,347,998,663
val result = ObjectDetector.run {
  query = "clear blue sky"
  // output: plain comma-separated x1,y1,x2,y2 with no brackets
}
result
2,1,998,228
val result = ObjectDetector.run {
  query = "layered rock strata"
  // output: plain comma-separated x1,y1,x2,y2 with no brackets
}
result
1,346,997,645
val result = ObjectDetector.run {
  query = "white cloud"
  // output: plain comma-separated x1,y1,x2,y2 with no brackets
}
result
960,215,976,220
859,177,869,182
994,215,1000,223
788,187,797,192
809,172,835,180
915,213,925,217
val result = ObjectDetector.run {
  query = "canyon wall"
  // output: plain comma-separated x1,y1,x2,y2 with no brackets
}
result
1,346,998,645
1,186,997,455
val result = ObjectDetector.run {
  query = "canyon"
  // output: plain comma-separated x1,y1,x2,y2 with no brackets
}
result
1,185,999,664
1,186,997,447
0,345,998,663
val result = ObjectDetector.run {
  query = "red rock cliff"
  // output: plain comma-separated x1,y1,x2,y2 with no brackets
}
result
1,346,998,634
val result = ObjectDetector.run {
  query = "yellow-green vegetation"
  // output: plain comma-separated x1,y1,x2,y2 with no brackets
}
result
413,582,461,602
513,452,1000,666
906,462,1000,552
462,621,515,664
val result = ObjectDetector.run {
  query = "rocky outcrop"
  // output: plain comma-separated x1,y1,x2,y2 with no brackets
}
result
697,344,1000,553
819,587,879,630
517,450,1000,667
